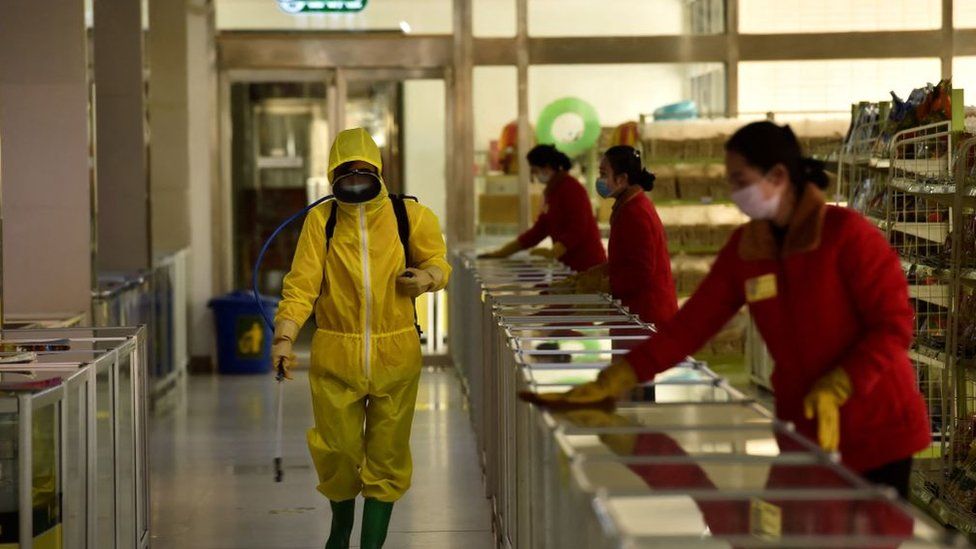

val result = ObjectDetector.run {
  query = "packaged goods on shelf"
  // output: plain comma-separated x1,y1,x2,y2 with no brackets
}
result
842,79,976,531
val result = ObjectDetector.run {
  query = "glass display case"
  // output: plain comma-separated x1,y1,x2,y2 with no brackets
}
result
0,327,149,549
451,251,960,549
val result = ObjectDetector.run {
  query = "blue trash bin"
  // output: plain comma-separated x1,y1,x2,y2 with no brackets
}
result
208,291,280,374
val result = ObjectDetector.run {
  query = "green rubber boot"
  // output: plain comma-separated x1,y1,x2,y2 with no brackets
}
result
360,498,394,549
325,499,356,549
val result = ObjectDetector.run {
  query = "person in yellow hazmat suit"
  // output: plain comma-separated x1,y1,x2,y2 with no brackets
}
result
271,128,451,549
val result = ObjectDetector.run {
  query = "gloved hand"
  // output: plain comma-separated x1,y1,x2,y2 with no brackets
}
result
528,242,567,261
272,319,300,381
575,266,609,294
477,240,523,259
561,409,638,455
548,273,578,290
519,359,639,410
803,368,852,452
397,267,442,298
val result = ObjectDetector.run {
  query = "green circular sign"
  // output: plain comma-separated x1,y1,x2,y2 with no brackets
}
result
536,97,601,158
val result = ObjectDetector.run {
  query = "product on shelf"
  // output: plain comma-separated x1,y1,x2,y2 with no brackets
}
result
884,79,953,141
945,415,976,513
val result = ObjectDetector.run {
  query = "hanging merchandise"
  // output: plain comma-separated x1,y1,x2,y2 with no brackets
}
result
535,97,601,158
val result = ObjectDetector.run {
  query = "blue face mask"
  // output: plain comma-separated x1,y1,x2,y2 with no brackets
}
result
596,178,613,198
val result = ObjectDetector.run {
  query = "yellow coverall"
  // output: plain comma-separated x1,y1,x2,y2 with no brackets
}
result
276,129,450,503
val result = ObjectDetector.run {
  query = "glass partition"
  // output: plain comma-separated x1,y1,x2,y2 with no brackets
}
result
96,363,115,549
31,399,61,545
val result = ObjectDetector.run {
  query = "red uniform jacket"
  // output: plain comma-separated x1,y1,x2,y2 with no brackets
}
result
609,191,678,327
518,173,606,272
626,186,930,473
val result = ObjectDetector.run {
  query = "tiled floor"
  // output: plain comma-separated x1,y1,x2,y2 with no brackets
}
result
149,367,494,549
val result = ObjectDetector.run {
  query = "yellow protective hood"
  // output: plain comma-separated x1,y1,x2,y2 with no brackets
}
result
329,128,384,182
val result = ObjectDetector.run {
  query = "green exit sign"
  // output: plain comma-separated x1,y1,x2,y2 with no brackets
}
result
276,1,368,13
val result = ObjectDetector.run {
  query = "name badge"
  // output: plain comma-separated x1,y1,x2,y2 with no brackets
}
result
745,274,777,303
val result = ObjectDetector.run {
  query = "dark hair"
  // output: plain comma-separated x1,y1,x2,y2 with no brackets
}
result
527,144,572,171
604,145,656,191
725,121,829,192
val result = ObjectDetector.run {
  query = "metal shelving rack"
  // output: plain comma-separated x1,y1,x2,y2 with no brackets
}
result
840,88,976,533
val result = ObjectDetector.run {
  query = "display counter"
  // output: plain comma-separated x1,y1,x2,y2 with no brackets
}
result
451,251,961,548
0,327,149,549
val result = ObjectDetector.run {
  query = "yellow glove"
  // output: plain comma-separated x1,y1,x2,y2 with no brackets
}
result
529,242,567,260
477,240,523,259
519,359,639,410
575,265,609,294
397,267,443,298
271,319,299,380
803,368,852,452
549,273,579,290
561,409,638,455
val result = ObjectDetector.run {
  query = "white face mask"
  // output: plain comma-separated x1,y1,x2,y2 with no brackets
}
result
731,179,782,220
536,171,551,185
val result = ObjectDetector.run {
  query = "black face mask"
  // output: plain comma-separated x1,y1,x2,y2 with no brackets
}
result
333,170,382,204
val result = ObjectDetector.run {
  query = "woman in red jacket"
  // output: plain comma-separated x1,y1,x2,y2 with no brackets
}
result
523,121,930,498
480,145,606,272
573,145,678,329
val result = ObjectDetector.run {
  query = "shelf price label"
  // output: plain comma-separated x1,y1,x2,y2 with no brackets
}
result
277,0,368,14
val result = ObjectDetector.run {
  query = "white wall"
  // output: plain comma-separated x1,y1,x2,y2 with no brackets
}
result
403,80,448,230
216,0,452,32
740,0,941,33
738,58,943,114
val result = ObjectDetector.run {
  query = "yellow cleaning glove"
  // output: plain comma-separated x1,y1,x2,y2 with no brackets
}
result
529,242,567,261
478,239,524,259
271,319,300,380
803,368,852,452
575,264,609,294
520,359,639,410
396,266,443,298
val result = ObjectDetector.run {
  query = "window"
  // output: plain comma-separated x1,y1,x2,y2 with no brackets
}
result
474,0,515,37
740,0,941,34
738,58,942,114
528,0,694,37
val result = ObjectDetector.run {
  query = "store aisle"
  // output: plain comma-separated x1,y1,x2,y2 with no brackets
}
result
150,367,494,549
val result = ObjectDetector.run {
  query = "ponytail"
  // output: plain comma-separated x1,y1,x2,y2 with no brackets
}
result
800,157,829,190
636,168,656,191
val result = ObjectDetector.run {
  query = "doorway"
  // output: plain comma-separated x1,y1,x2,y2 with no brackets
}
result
221,69,448,351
